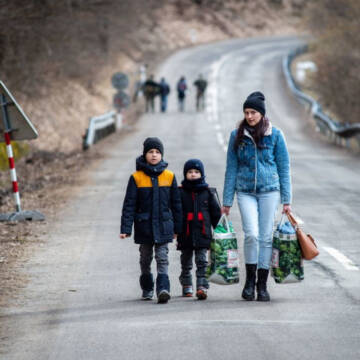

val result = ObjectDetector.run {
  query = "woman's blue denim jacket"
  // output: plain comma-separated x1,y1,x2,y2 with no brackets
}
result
223,123,292,206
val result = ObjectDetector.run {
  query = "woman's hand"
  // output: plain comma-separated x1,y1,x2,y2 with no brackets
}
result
282,204,291,214
222,206,231,216
119,234,130,239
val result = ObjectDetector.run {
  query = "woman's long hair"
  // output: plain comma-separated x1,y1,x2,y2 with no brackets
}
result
233,116,269,150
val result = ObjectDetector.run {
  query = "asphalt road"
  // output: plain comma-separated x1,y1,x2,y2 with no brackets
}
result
1,36,360,360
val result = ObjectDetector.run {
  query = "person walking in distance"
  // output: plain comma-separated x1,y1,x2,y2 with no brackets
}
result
142,75,160,113
159,77,170,112
177,76,187,112
222,92,292,302
193,74,207,111
177,159,221,300
120,137,182,303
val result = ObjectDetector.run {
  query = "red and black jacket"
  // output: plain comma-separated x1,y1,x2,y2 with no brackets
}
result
177,187,221,250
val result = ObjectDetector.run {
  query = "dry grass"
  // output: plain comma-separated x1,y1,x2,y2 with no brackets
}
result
304,0,360,124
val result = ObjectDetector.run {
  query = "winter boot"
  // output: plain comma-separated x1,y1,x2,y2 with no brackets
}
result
139,273,154,300
156,274,171,304
242,264,257,301
256,268,270,302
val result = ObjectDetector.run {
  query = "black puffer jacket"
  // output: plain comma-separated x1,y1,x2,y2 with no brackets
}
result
120,156,182,244
177,187,221,250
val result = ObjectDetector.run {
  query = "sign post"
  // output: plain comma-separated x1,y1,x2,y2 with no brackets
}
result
0,81,45,221
111,72,130,111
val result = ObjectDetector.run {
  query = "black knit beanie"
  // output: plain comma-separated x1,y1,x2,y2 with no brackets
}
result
143,137,164,157
183,159,205,178
243,91,266,115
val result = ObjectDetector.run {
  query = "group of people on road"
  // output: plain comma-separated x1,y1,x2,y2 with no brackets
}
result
120,91,292,304
141,74,208,113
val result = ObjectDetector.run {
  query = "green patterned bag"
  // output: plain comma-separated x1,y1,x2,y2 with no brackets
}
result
206,214,240,285
271,214,304,284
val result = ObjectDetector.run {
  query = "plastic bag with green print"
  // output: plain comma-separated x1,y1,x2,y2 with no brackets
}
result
206,214,240,285
271,213,304,284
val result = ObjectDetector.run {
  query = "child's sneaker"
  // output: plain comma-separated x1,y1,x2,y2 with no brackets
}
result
142,290,154,300
182,285,193,297
157,289,171,304
196,287,207,300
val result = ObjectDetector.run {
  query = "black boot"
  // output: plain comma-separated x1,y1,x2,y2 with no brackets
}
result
242,264,257,301
156,274,171,304
257,269,270,302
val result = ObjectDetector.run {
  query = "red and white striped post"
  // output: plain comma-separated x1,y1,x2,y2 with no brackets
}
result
0,83,44,221
3,131,21,212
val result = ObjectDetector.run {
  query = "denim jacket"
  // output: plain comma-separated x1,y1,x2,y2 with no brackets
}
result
223,123,292,206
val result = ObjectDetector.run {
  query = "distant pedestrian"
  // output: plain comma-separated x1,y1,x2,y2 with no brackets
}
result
177,76,187,112
177,159,221,300
222,91,292,302
193,74,207,111
142,75,160,113
159,77,170,112
120,137,182,303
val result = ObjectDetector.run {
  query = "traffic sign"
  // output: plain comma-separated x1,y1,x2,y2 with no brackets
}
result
113,91,130,110
0,81,38,142
111,72,129,90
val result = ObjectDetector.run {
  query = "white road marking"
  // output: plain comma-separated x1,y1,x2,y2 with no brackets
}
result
323,247,359,271
207,53,233,152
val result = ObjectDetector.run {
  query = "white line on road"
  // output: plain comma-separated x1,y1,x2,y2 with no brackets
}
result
207,53,233,152
323,247,359,271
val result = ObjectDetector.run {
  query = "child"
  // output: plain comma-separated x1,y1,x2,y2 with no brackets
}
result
177,159,221,300
120,137,182,304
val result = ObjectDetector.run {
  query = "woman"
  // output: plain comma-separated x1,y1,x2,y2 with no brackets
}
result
222,92,292,302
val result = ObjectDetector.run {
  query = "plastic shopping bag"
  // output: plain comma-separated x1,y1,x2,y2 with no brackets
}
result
271,214,304,284
206,214,240,285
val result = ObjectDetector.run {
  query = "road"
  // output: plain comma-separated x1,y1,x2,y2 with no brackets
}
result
1,36,359,360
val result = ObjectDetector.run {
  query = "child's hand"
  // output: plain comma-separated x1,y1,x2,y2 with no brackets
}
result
119,234,130,239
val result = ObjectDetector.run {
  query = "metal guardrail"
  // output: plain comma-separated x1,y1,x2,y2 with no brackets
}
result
83,111,123,150
283,46,360,140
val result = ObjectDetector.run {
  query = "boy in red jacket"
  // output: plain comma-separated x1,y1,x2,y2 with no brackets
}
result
177,159,221,300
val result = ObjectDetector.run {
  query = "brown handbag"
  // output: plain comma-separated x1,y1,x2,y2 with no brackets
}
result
287,212,319,260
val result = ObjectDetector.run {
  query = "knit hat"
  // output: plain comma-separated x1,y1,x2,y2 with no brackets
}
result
143,137,164,157
183,159,205,178
243,91,266,115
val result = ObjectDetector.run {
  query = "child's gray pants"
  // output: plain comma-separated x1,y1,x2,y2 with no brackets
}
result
139,243,169,275
179,248,209,289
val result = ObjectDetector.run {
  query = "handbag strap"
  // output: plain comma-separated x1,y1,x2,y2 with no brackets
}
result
286,212,299,230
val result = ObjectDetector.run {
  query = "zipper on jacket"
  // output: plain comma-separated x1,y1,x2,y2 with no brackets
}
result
245,132,257,193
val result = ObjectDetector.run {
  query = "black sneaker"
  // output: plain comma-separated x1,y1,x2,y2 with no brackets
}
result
142,290,154,300
157,289,171,304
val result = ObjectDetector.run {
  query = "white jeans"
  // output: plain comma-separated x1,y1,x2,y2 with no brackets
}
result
236,191,280,269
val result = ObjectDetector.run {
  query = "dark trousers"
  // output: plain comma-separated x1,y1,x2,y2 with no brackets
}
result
145,96,155,112
179,248,209,289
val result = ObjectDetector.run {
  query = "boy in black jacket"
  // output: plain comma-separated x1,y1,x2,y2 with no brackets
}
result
120,137,182,304
178,159,221,300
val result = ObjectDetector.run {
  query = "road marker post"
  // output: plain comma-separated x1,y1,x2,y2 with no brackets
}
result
0,81,45,222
